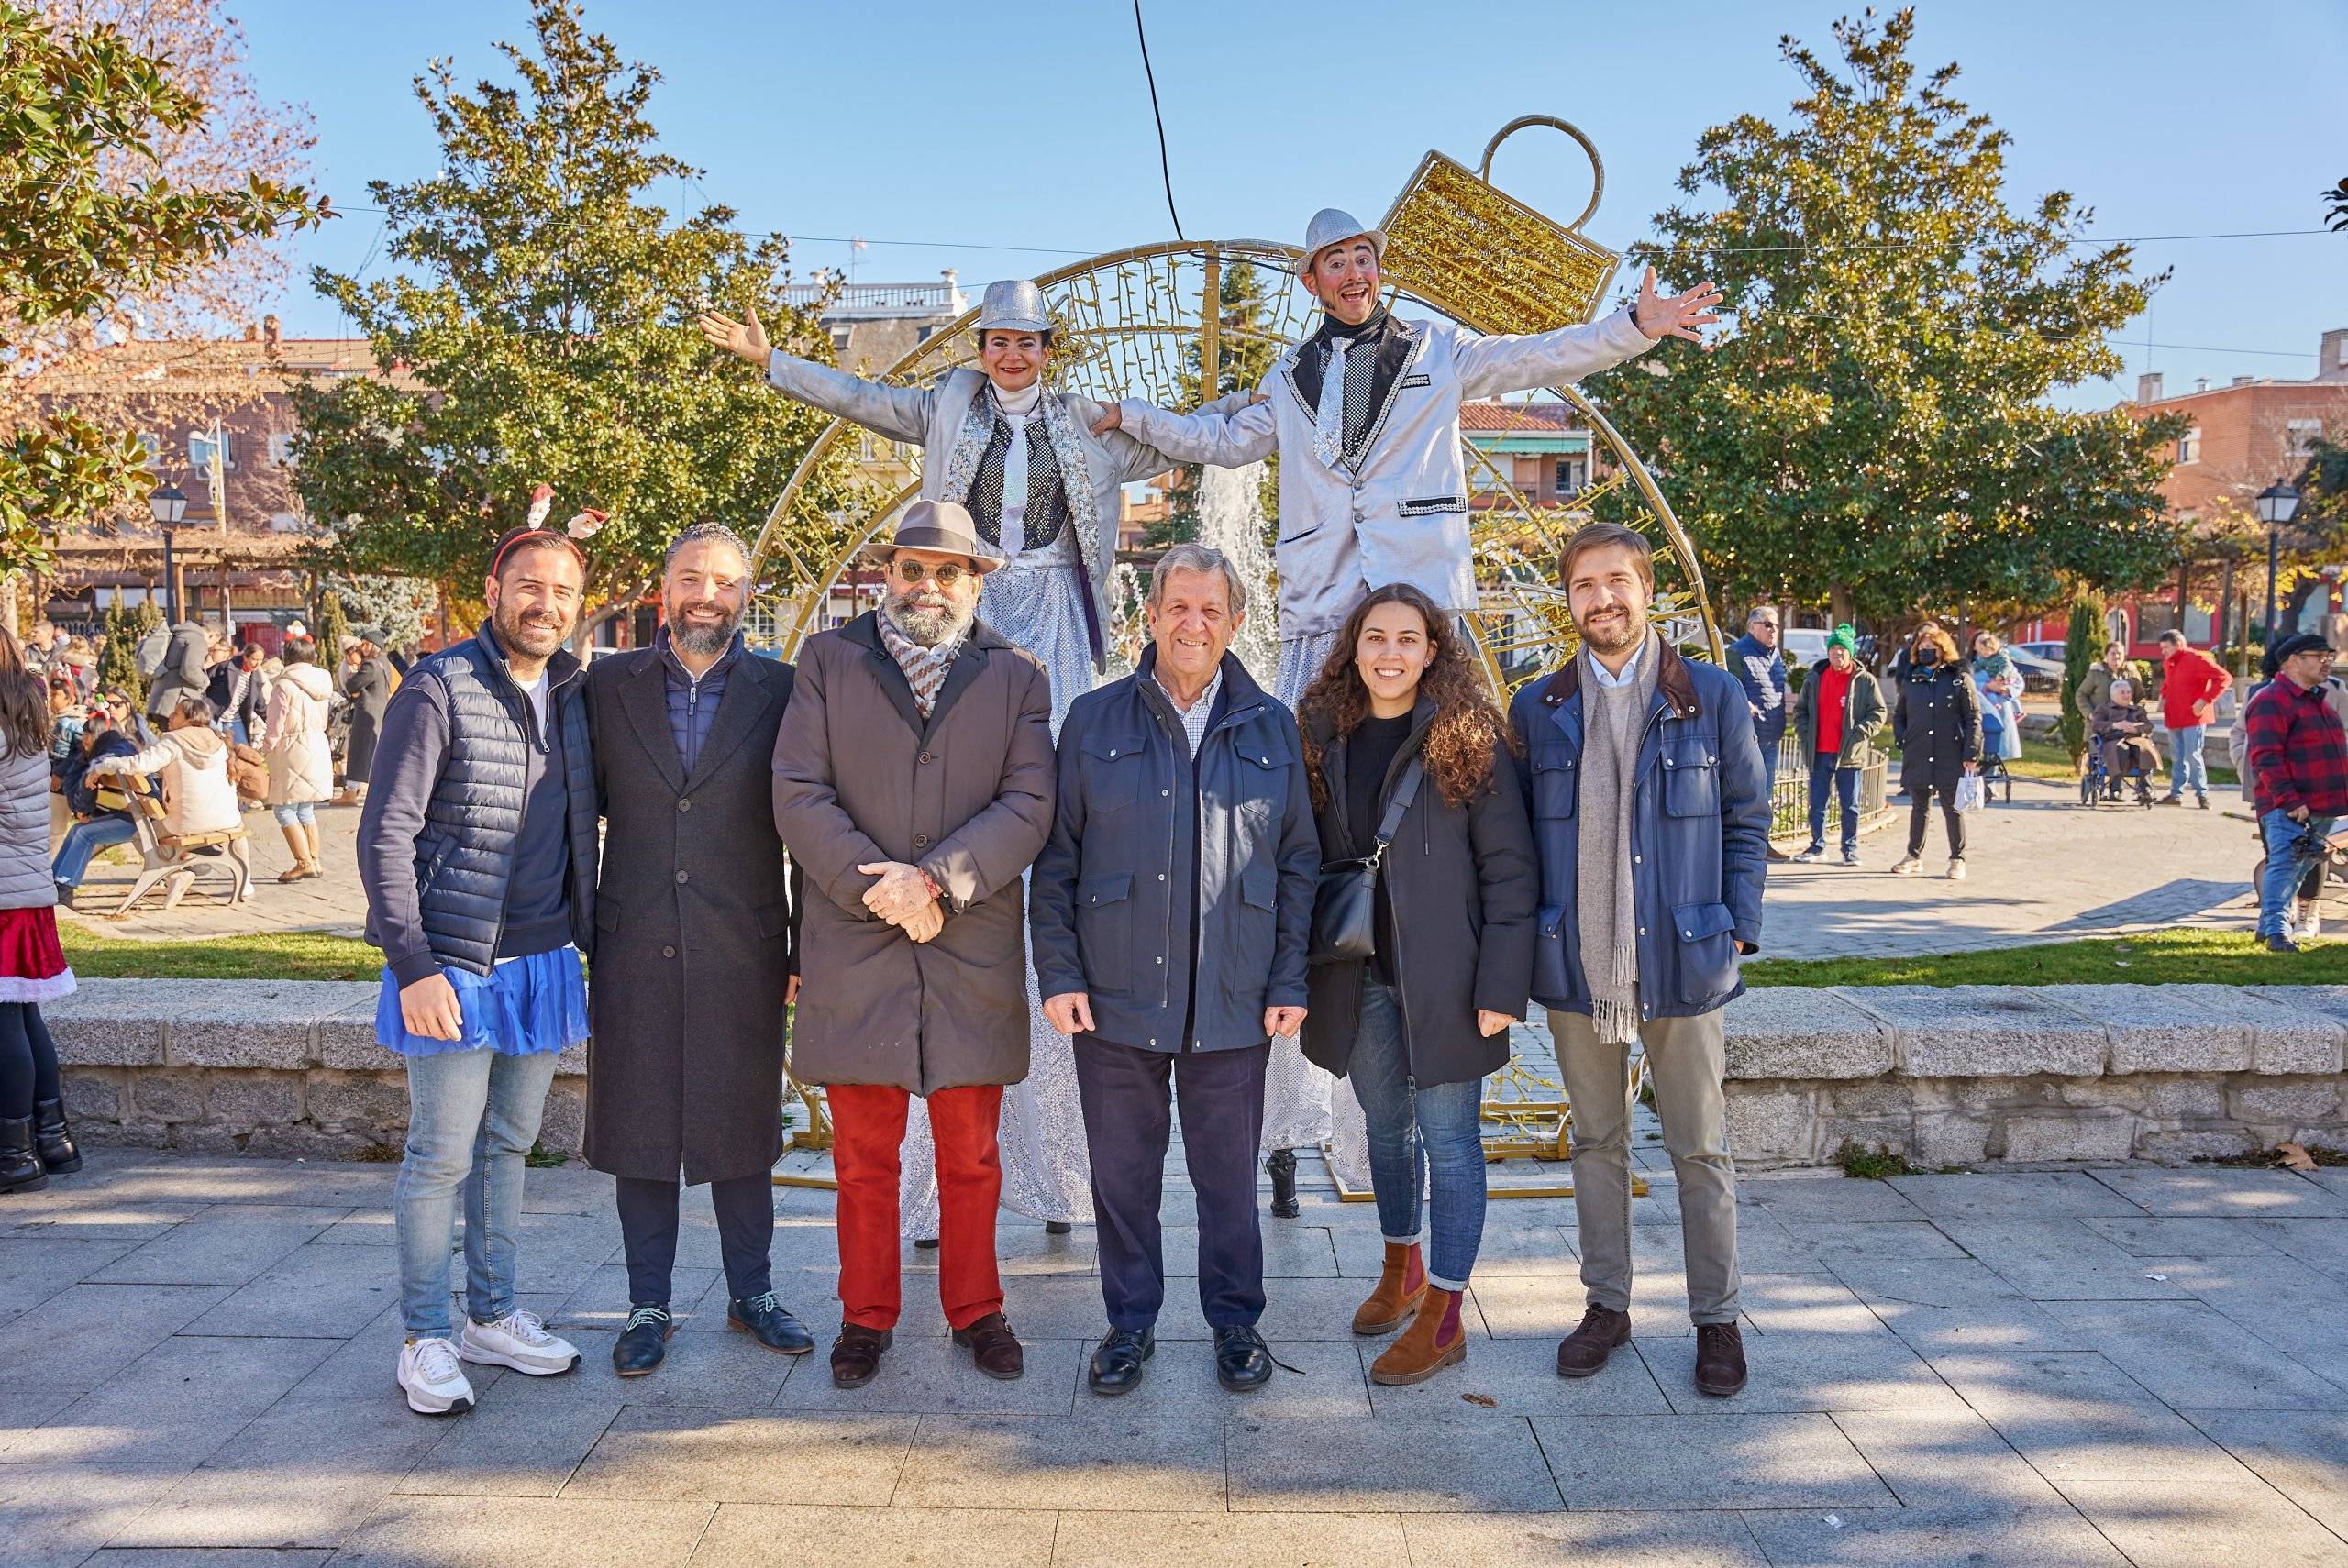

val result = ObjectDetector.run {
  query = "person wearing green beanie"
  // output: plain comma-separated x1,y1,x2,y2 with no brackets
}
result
1791,625,1886,866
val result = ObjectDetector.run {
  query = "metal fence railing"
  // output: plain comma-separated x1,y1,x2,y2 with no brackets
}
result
1767,733,1896,845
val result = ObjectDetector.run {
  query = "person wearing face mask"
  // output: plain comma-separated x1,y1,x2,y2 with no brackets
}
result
1295,583,1535,1386
703,281,1216,1234
1889,624,1982,878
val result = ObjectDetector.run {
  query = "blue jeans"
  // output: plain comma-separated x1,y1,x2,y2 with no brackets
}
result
52,816,134,886
1347,976,1486,1290
2259,810,2336,939
393,1045,560,1338
271,801,316,828
1806,752,1860,854
2167,723,2208,800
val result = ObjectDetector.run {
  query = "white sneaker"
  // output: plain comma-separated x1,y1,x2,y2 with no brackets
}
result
1889,856,1922,877
1947,859,1967,881
398,1336,476,1416
460,1308,581,1375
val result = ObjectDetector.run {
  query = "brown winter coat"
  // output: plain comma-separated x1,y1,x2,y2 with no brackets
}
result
771,611,1055,1094
585,645,802,1186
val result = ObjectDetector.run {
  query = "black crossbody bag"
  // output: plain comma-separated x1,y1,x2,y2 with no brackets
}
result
1308,756,1425,966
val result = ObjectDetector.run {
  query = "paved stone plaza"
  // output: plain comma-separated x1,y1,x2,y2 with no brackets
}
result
4,1146,2345,1566
1763,775,2266,960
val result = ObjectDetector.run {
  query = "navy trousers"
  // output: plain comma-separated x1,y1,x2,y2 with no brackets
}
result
1073,1034,1269,1332
614,1171,775,1309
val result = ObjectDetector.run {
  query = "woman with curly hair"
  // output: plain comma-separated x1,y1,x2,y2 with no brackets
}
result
1296,582,1537,1383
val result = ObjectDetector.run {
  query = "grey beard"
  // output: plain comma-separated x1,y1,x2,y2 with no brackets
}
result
667,607,739,659
884,592,972,649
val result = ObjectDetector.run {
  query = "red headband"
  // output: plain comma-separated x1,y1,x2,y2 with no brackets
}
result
490,527,587,579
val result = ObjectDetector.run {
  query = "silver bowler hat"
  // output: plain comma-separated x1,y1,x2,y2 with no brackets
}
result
976,279,1052,336
1301,207,1388,271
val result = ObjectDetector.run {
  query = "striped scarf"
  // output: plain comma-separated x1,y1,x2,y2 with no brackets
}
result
876,609,961,720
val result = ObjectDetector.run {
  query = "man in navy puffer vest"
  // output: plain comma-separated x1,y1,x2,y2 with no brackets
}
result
359,525,600,1417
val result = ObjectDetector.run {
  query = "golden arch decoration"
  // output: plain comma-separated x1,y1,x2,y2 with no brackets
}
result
756,119,1715,1195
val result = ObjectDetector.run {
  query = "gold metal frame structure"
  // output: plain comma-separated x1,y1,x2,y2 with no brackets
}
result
760,118,1719,1199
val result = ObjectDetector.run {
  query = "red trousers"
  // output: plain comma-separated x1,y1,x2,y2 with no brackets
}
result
828,1082,1004,1332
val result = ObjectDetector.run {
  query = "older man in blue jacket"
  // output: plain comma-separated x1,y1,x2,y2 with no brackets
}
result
1030,542,1318,1398
1510,522,1769,1400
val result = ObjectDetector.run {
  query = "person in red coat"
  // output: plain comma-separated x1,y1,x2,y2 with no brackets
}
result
2155,629,2232,809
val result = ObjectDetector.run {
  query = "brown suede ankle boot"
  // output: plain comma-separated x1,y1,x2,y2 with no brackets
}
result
1370,1286,1467,1386
1352,1241,1428,1335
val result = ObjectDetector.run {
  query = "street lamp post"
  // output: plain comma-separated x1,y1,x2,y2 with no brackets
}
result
149,484,187,625
2256,480,2302,647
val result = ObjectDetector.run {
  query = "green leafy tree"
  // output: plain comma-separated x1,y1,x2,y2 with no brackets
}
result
315,587,347,661
2059,593,2103,767
326,573,436,650
95,597,157,704
1156,259,1281,546
0,6,325,569
1597,9,2185,631
292,0,855,619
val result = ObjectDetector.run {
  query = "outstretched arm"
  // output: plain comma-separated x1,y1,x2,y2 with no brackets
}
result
1452,266,1721,401
1091,388,1263,484
699,305,935,445
1093,382,1278,468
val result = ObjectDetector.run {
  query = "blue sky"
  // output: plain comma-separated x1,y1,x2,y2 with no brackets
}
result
233,0,2344,409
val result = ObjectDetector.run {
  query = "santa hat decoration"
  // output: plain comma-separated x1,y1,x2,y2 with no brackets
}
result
565,508,608,540
524,483,554,532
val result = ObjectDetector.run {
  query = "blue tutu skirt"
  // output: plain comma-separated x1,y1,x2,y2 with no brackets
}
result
374,944,589,1057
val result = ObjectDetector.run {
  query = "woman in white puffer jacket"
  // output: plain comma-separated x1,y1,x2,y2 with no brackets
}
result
89,694,251,900
263,636,335,881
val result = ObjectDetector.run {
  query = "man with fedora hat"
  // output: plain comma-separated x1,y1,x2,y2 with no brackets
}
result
771,498,1057,1388
706,280,1233,1233
1097,209,1721,707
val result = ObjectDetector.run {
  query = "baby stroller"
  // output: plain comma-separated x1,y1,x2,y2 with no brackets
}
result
1976,697,2015,804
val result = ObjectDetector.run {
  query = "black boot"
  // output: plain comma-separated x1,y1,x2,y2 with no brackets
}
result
1266,1147,1300,1219
0,1116,47,1195
32,1099,79,1176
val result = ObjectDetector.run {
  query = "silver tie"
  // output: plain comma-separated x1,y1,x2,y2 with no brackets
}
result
1312,338,1347,468
1000,414,1029,558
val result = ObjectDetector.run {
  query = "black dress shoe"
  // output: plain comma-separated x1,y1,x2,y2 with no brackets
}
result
1213,1324,1273,1391
1088,1327,1154,1396
831,1323,892,1388
612,1304,672,1376
1044,1220,1074,1236
727,1292,814,1354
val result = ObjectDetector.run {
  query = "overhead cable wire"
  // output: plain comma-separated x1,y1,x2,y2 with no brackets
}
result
1131,0,1185,241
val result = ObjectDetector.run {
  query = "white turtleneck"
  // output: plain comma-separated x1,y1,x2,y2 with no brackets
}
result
991,377,1044,556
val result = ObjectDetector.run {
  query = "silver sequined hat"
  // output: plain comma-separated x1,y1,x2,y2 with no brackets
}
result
1301,207,1389,272
975,279,1052,336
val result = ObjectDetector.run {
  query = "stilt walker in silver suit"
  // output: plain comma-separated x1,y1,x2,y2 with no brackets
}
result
703,282,1228,1230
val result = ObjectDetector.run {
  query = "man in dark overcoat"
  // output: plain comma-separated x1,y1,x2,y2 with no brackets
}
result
772,499,1055,1391
585,522,814,1377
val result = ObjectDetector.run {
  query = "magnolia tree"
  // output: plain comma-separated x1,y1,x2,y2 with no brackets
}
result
294,0,859,620
1596,9,2185,634
4,2,322,568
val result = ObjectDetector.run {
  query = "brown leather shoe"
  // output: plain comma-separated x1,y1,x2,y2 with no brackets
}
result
1555,1303,1631,1377
1352,1241,1427,1335
1694,1321,1748,1397
951,1312,1024,1380
1370,1286,1468,1386
829,1323,891,1388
